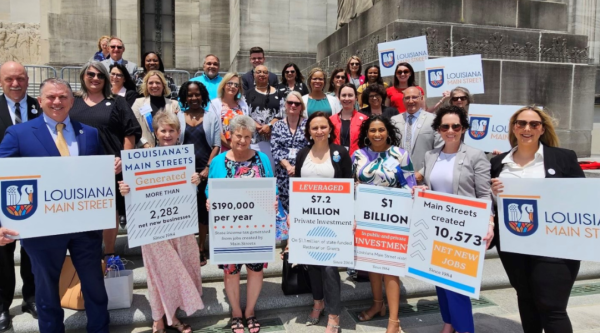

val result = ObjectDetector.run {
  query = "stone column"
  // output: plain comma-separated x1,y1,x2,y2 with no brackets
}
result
111,0,140,65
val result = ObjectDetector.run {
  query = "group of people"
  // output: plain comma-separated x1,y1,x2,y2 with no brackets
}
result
0,40,585,333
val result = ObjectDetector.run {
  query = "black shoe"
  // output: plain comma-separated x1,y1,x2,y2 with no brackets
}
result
21,301,38,319
0,311,11,332
119,215,127,228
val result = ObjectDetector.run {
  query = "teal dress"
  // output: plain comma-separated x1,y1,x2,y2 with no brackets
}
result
307,97,333,116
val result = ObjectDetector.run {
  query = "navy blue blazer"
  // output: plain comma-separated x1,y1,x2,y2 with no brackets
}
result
0,115,104,158
0,116,104,249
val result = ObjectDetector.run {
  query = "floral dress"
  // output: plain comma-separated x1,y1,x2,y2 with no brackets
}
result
352,146,416,189
218,152,269,275
270,118,309,211
221,105,245,141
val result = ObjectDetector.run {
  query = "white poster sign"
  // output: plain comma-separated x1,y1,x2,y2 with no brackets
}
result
406,190,491,298
121,145,198,247
424,55,484,97
0,156,115,238
354,185,412,275
378,36,429,76
208,178,277,264
498,178,600,262
464,104,519,153
288,178,355,268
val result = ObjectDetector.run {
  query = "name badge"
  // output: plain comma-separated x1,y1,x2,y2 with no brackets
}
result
139,105,152,116
383,157,400,171
288,148,298,159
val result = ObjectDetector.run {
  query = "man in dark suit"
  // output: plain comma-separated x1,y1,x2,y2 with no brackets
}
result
241,46,279,92
0,78,116,333
0,61,40,331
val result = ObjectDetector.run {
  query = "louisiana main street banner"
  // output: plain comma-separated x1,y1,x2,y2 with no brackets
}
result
0,156,115,238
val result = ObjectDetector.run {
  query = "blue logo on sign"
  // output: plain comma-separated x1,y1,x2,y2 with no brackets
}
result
381,50,395,68
503,198,539,237
1,179,38,220
428,68,444,88
468,116,490,140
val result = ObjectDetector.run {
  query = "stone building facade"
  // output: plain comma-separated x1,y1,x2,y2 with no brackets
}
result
0,0,337,73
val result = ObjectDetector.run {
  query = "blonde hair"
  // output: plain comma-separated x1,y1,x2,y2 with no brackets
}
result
307,67,327,93
217,72,243,100
139,70,171,97
97,35,110,51
152,111,181,133
285,91,306,118
508,105,559,148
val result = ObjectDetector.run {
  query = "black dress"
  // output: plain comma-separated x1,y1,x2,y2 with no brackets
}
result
183,122,212,225
275,82,309,99
245,88,283,143
70,95,142,214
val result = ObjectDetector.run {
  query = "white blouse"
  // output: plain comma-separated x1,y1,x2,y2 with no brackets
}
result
301,155,335,178
429,152,456,194
499,144,545,179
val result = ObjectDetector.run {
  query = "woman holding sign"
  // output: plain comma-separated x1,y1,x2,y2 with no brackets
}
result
418,106,494,333
295,111,352,333
352,115,415,333
119,111,203,333
206,115,277,333
490,106,583,333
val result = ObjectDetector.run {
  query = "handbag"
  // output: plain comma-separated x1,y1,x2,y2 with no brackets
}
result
105,269,134,310
276,200,289,241
59,256,106,311
281,252,312,295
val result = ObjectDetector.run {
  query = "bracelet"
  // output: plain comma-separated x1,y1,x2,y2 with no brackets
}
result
489,221,495,226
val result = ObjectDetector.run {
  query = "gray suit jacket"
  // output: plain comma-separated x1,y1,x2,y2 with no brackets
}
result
101,58,138,77
391,110,442,173
423,143,492,204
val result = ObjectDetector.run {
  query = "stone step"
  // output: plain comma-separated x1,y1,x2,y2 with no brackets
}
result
8,258,600,333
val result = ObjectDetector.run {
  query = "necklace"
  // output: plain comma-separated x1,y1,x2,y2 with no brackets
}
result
187,110,204,120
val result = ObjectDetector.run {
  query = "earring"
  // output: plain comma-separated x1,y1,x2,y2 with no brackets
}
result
386,136,392,144
364,137,370,146
310,136,314,141
328,134,330,138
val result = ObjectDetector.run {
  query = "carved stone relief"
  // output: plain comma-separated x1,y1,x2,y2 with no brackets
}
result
0,22,41,64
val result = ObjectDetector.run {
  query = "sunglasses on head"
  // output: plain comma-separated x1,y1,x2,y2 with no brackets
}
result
110,45,123,50
514,120,543,129
452,96,467,102
439,123,463,132
286,101,301,107
86,72,106,80
396,70,410,75
285,70,296,74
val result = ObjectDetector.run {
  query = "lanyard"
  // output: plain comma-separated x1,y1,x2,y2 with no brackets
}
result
286,117,302,142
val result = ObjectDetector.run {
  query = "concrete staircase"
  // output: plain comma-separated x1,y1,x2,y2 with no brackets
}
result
8,230,600,332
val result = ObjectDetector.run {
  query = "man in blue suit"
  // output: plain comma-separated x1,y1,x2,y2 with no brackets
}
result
0,78,118,333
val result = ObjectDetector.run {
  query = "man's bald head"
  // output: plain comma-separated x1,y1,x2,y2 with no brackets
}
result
0,61,29,103
403,86,423,114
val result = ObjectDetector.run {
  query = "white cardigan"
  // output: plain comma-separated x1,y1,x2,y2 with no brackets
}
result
301,94,341,117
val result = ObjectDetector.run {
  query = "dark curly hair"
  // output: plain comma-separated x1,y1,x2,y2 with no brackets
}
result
280,63,304,84
304,111,336,145
361,83,387,106
109,63,136,91
358,115,402,149
393,62,416,88
432,106,470,131
363,65,383,85
178,81,210,109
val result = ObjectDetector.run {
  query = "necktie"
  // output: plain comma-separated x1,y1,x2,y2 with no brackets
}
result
14,103,22,124
405,114,414,150
55,123,70,156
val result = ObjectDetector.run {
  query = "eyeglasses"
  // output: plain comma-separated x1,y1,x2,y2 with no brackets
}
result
285,70,296,74
452,96,467,102
350,63,360,67
369,94,381,100
86,72,106,80
335,75,345,80
396,70,410,75
226,82,240,88
205,62,219,66
110,73,123,78
109,45,123,50
439,124,463,132
286,101,301,107
514,120,543,129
